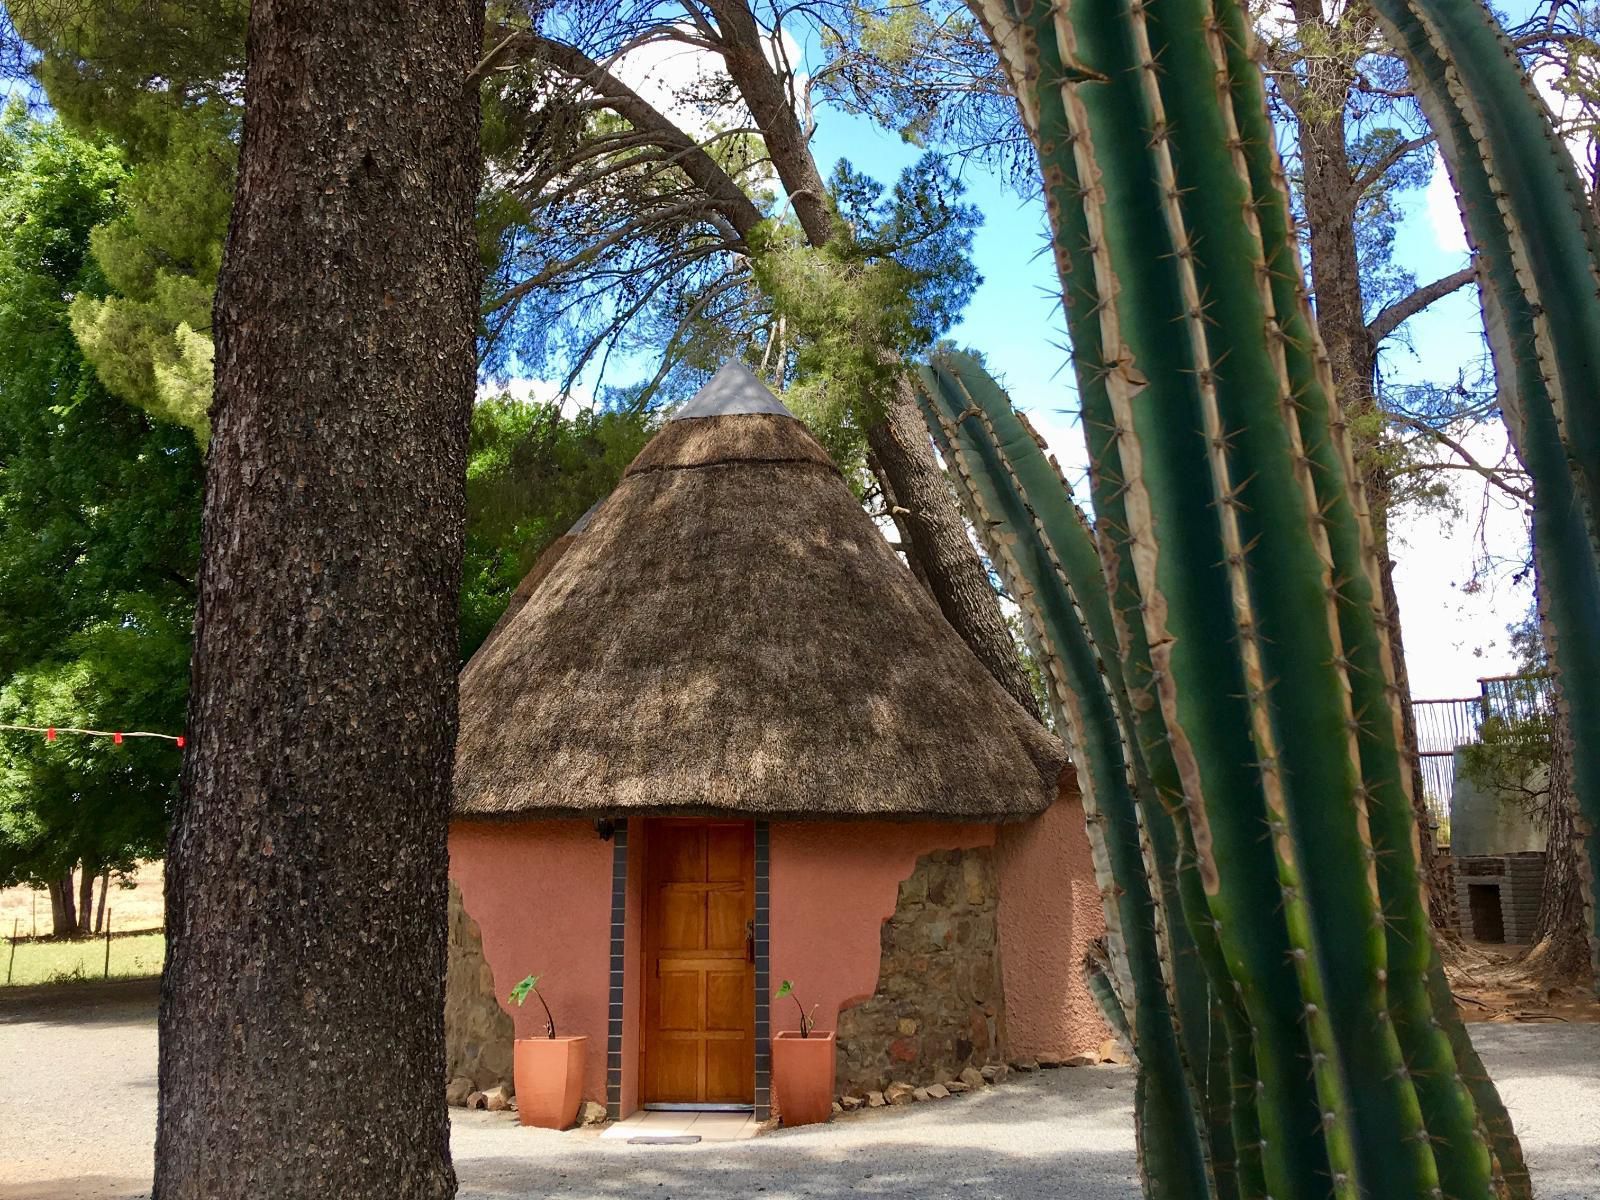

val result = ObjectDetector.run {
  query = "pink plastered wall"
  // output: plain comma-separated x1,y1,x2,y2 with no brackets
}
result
995,773,1110,1059
768,822,996,1036
449,820,613,1103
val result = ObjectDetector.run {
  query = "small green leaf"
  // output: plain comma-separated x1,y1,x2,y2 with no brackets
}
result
774,979,794,1000
508,973,540,1006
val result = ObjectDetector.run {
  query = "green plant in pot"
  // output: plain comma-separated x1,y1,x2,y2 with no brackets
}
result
508,973,588,1130
771,980,834,1126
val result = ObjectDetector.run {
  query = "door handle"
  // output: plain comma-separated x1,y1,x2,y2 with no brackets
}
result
745,918,755,963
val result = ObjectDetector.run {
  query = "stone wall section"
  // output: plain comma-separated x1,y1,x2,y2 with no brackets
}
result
835,848,1005,1093
445,879,515,1093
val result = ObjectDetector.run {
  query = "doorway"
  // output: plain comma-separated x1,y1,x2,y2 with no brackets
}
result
1467,882,1506,943
641,819,756,1108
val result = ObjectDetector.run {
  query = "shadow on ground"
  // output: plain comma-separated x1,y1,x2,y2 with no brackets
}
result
0,976,160,1029
3,983,1594,1200
456,1073,1141,1200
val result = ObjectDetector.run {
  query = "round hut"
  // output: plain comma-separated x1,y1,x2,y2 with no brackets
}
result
445,362,1106,1120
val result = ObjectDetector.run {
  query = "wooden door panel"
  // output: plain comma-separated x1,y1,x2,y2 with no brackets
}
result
705,1039,748,1102
658,890,706,951
707,825,745,880
705,970,748,1032
643,819,755,1105
657,970,702,1032
659,825,705,880
706,889,746,952
651,1038,699,1103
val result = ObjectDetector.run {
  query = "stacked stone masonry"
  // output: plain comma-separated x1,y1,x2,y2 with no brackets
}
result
835,848,1006,1094
1452,852,1547,945
445,880,516,1094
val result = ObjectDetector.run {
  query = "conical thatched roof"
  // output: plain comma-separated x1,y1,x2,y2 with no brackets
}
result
453,362,1067,822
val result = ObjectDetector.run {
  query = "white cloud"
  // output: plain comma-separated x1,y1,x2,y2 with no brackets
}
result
609,25,806,143
1389,421,1532,696
1424,151,1469,256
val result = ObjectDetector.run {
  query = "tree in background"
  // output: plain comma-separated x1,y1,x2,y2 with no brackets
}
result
0,107,201,937
11,0,244,447
462,398,652,659
66,103,234,445
474,1,1044,720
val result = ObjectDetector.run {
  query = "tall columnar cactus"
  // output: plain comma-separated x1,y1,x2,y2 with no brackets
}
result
963,0,1471,1190
1365,0,1600,989
917,356,1223,1198
917,342,1526,1197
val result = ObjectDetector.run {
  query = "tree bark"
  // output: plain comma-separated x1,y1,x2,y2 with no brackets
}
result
95,867,110,934
48,873,75,938
867,449,933,591
867,379,1045,719
153,0,483,1196
703,0,835,247
1531,716,1591,979
76,863,96,936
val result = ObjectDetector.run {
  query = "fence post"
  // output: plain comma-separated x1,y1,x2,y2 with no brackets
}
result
6,918,17,985
103,908,112,980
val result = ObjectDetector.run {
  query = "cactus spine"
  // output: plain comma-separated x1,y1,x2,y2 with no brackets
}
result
1366,0,1600,991
919,337,1522,1195
933,0,1533,1190
916,357,1214,1197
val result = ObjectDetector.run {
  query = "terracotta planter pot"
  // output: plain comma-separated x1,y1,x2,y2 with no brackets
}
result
513,1035,588,1129
772,1031,836,1127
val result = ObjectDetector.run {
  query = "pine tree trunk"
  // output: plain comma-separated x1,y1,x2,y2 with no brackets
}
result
867,449,934,591
866,378,1045,720
48,873,75,938
153,0,483,1196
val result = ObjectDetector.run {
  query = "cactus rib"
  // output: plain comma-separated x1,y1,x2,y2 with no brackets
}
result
945,0,1532,1194
917,360,1215,1197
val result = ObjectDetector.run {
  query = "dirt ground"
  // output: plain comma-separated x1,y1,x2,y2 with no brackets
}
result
1447,938,1600,1025
2,980,1596,1200
0,863,165,940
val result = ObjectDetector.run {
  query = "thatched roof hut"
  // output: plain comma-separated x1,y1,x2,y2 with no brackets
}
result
453,361,1065,822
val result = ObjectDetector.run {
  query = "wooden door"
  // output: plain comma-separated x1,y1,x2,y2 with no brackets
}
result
642,819,755,1105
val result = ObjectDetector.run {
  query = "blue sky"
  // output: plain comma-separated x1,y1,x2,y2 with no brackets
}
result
11,15,1528,696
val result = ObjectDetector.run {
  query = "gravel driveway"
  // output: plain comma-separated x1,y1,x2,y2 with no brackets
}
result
3,980,1594,1200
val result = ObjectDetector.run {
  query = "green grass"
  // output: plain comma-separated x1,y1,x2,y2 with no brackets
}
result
2,931,164,988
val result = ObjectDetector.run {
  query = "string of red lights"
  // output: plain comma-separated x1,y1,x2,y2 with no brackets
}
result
0,722,183,747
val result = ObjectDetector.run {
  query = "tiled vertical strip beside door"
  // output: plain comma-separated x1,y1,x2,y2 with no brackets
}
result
753,820,771,1120
605,821,629,1120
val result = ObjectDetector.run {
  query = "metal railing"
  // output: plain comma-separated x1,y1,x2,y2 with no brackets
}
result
1411,674,1555,843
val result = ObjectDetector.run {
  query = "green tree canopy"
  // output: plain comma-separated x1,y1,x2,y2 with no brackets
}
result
460,396,652,660
66,102,235,444
0,107,202,889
